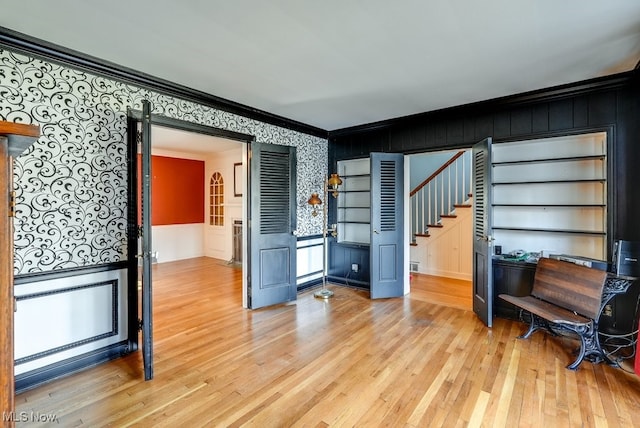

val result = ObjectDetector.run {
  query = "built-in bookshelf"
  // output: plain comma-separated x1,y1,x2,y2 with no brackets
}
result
336,158,371,245
491,132,607,260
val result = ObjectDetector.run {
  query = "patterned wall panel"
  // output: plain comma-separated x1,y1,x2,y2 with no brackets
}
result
0,49,327,274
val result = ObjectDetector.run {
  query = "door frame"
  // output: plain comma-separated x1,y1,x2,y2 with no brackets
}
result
126,109,254,352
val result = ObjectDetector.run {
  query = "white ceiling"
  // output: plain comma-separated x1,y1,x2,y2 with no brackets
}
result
1,1,639,131
152,125,241,155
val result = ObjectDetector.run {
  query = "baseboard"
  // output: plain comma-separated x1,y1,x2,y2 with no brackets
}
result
297,278,323,292
417,269,472,281
326,276,370,291
15,341,131,394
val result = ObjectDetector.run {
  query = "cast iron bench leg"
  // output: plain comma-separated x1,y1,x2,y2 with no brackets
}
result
517,314,553,339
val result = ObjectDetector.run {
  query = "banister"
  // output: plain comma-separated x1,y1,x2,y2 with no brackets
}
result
409,151,465,197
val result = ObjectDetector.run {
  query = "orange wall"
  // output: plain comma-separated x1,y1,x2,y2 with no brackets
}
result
138,155,205,225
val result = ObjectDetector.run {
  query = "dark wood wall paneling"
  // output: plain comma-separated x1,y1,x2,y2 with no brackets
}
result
329,72,640,328
329,71,640,243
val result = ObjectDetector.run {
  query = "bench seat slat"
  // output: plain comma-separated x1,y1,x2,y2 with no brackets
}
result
532,258,607,320
499,294,591,326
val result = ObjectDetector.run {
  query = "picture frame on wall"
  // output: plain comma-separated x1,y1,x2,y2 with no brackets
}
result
234,162,242,197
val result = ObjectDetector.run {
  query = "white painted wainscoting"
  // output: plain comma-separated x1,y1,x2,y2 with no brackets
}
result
14,267,128,377
152,223,206,263
296,236,324,288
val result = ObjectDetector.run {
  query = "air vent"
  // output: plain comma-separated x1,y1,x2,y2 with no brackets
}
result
473,150,486,239
260,151,290,234
380,160,396,231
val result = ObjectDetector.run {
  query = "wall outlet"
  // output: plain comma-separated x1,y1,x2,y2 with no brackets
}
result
351,263,359,272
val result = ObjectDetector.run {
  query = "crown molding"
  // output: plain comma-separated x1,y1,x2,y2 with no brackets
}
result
0,26,328,139
330,70,637,138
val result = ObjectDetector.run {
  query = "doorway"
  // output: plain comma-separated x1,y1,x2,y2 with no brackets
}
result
127,110,255,362
150,124,245,269
407,148,473,286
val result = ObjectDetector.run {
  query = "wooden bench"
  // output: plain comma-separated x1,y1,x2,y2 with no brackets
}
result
499,257,608,370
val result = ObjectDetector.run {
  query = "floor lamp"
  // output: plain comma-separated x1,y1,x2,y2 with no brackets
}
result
308,173,342,299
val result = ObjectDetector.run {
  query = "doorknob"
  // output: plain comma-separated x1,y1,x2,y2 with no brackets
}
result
373,229,379,234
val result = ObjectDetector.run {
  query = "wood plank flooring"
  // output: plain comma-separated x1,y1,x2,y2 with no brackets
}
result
15,257,640,427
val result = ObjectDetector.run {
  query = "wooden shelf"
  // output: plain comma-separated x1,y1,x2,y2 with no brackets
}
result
492,204,606,207
492,154,605,166
493,226,605,236
493,179,605,185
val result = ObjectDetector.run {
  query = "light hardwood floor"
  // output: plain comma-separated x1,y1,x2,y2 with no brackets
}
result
15,257,640,427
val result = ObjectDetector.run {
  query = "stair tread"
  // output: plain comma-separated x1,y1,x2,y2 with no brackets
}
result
415,233,431,237
454,204,472,208
441,214,457,218
427,224,443,228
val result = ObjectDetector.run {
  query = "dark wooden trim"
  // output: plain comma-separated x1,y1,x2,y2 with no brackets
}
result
0,26,328,139
126,116,140,354
329,71,636,137
15,341,130,394
297,234,323,243
410,150,465,196
127,109,257,143
14,261,128,285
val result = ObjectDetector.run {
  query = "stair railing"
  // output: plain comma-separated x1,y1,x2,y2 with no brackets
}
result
410,150,472,240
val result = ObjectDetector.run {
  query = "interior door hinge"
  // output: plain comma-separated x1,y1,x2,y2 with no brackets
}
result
137,318,143,331
137,225,143,238
8,191,15,217
136,130,143,144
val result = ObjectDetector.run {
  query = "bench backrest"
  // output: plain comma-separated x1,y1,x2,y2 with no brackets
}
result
532,258,608,319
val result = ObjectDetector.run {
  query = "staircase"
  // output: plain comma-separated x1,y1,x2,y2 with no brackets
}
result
409,150,473,280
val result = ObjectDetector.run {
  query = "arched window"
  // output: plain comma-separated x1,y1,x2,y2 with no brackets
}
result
210,172,224,226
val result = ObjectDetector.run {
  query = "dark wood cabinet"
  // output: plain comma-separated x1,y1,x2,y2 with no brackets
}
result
492,258,536,320
327,238,370,288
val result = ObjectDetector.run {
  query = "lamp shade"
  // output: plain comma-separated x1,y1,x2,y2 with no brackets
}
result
307,193,322,206
327,173,342,188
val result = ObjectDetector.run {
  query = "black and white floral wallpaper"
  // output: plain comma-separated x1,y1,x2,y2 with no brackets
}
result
0,49,327,274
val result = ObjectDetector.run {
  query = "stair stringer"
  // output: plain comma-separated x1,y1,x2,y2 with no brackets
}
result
410,202,473,280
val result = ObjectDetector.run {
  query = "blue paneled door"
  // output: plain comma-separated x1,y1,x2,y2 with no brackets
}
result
370,152,405,299
472,137,493,327
248,143,297,309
